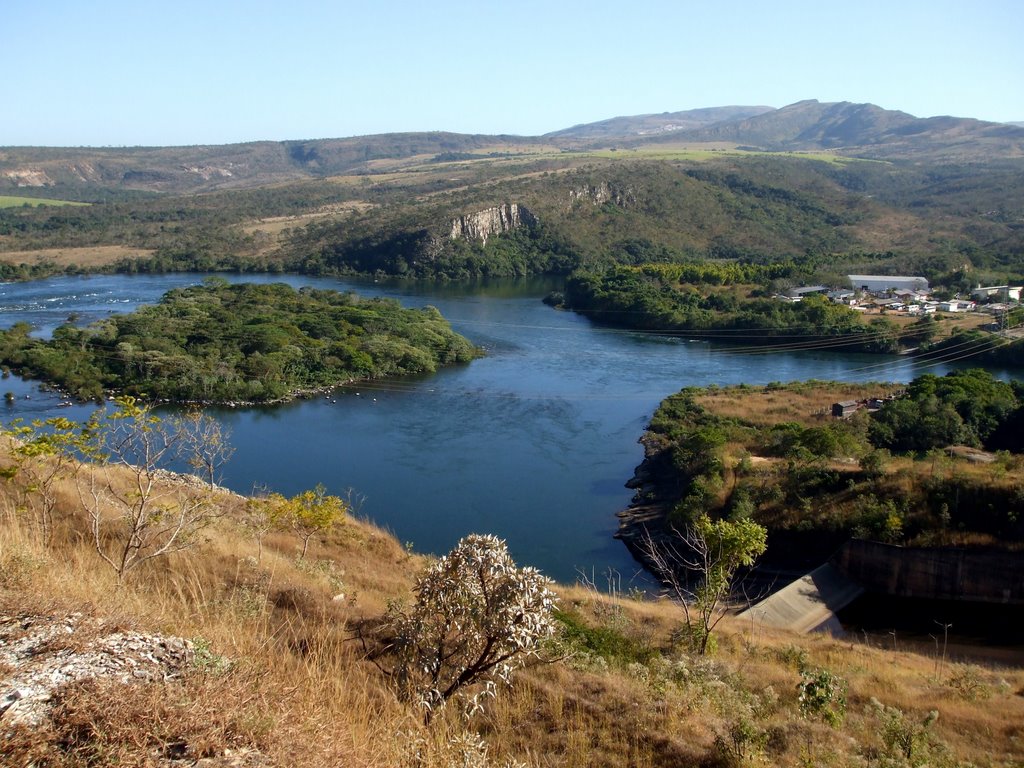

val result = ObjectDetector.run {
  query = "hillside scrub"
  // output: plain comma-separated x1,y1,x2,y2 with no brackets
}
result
5,150,1024,286
0,280,480,403
1,441,1023,766
634,374,1024,549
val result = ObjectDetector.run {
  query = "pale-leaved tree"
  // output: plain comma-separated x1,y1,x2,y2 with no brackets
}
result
384,533,558,723
243,488,288,564
177,408,234,489
77,397,231,584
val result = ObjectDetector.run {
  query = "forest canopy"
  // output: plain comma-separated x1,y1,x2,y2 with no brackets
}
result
0,279,479,403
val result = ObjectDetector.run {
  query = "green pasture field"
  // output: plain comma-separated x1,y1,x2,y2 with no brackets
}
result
0,195,89,208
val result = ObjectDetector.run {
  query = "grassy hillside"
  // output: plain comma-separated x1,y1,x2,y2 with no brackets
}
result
2,439,1023,767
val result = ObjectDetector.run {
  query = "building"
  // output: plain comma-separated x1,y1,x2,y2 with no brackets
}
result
832,401,860,418
848,274,930,293
938,300,976,313
828,289,856,305
787,285,829,298
972,285,1022,302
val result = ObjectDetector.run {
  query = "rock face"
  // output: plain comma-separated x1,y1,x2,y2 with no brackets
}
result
448,203,536,245
568,181,637,209
2,168,54,187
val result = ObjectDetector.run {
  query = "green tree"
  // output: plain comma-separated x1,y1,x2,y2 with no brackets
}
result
283,483,346,559
641,514,767,654
1,416,88,545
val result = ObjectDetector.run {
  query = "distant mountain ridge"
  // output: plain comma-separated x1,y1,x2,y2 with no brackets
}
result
2,100,1023,195
618,99,1024,161
543,105,775,140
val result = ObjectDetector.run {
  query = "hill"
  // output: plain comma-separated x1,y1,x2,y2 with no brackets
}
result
2,433,1023,767
543,105,775,141
2,98,1024,294
579,100,1024,163
4,100,1024,200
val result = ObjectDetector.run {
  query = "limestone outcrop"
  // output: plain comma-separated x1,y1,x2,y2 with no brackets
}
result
448,203,536,245
0,611,195,727
567,181,637,209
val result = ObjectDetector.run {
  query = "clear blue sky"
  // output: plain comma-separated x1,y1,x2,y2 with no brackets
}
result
4,0,1022,146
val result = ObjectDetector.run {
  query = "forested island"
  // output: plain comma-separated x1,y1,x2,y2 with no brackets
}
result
0,280,479,403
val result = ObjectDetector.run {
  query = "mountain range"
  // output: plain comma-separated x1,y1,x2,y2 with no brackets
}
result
2,100,1023,196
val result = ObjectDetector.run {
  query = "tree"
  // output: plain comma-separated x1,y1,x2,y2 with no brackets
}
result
77,397,231,584
243,489,288,564
640,514,767,654
177,409,234,489
383,534,558,723
1,416,86,545
283,483,346,559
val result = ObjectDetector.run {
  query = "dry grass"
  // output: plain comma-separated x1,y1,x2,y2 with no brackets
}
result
694,380,904,428
0,245,155,268
2,445,1023,767
238,202,376,237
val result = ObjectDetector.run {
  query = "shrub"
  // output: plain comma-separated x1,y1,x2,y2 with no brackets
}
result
385,534,558,722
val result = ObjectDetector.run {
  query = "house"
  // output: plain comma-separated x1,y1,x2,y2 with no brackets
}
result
832,401,860,418
828,290,856,305
875,298,902,310
982,303,1012,316
938,300,976,313
848,274,930,293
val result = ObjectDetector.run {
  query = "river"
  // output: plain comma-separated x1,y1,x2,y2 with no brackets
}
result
0,273,1010,584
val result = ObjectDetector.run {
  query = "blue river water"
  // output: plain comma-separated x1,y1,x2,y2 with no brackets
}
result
0,273,1012,584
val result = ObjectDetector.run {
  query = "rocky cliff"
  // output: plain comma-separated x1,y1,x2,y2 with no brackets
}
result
448,203,536,245
567,181,637,209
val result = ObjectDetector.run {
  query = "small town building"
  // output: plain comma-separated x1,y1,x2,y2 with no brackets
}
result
788,285,829,298
828,289,856,304
874,298,902,310
938,300,976,312
982,303,1012,315
848,274,930,293
832,400,860,418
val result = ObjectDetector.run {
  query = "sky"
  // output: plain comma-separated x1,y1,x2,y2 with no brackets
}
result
4,0,1023,147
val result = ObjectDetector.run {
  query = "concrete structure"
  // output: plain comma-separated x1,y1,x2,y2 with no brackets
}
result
738,563,864,634
849,274,929,293
834,540,1024,605
972,285,1022,302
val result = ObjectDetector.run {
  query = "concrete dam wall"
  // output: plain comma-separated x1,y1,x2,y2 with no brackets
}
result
832,540,1024,605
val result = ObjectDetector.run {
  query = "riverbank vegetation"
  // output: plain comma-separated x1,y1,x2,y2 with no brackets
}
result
629,372,1024,574
0,279,479,403
2,437,1022,766
554,265,932,352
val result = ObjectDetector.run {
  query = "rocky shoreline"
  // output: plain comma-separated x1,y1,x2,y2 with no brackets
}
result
614,441,679,580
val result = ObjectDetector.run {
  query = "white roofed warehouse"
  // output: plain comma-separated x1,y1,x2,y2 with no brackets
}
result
848,274,929,293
